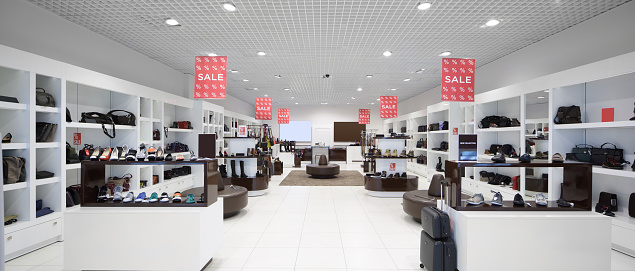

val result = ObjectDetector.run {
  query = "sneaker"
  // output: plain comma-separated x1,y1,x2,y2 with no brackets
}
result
112,185,124,201
190,151,198,161
186,194,195,204
149,192,159,203
380,171,387,177
119,145,129,161
97,185,108,202
491,152,506,163
100,147,112,161
109,147,119,161
136,143,146,161
176,154,185,161
147,146,157,161
172,192,182,203
90,147,102,161
392,149,398,157
491,190,503,206
467,193,484,205
122,192,135,203
401,172,407,178
160,192,170,203
535,193,548,206
126,148,137,161
135,192,146,203
513,193,525,206
164,153,173,161
519,153,531,163
552,153,564,163
156,147,164,161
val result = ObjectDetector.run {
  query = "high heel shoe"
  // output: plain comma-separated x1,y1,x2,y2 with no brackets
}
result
136,144,146,161
100,147,112,161
119,145,129,161
2,133,12,143
147,146,157,161
109,147,119,161
90,147,102,161
156,147,164,161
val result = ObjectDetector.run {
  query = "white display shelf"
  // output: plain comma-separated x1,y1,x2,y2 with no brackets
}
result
414,132,427,135
2,143,28,150
415,148,427,151
35,142,60,148
35,177,60,186
476,127,521,133
167,128,193,133
428,150,449,155
152,118,161,123
3,182,27,191
592,166,635,178
0,101,27,110
138,117,150,122
66,122,136,130
3,220,29,233
553,121,635,130
65,163,81,170
152,140,161,145
34,106,59,113
462,177,518,198
461,122,475,126
478,154,519,162
429,130,449,134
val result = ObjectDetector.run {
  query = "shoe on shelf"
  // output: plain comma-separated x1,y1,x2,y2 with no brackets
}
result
160,192,170,203
90,147,102,161
400,149,407,157
384,149,391,157
603,209,616,217
401,172,407,178
381,171,387,177
490,190,503,206
156,147,164,161
535,193,548,206
172,192,182,203
374,172,381,176
135,192,146,203
109,147,119,161
190,151,198,161
2,133,12,143
197,193,205,203
164,153,173,161
557,183,573,207
97,185,108,202
149,192,159,203
147,146,157,161
602,158,624,169
176,154,185,161
467,193,484,205
407,150,414,157
491,152,506,163
519,154,531,163
112,185,124,202
552,153,564,163
126,148,137,161
387,173,394,178
513,193,525,206
392,149,398,157
224,151,228,156
123,192,135,203
186,194,195,204
119,145,129,161
136,143,146,161
100,147,112,161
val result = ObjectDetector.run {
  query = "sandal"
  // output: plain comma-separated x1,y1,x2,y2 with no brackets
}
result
2,133,12,143
186,194,195,204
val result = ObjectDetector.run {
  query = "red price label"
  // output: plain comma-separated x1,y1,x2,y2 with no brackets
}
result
389,163,396,171
453,128,458,135
73,133,81,145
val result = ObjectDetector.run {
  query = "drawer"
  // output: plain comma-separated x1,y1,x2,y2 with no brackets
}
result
5,218,62,255
613,225,635,252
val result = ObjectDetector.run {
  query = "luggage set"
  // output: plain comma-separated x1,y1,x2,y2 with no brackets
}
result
419,180,457,271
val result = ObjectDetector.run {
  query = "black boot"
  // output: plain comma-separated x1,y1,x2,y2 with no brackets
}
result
240,160,248,178
557,183,572,207
436,157,444,172
230,160,238,178
219,164,227,178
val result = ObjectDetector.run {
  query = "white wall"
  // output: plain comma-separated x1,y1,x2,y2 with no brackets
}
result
400,1,635,115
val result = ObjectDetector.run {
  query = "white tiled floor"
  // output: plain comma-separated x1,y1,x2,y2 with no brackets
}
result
6,163,635,271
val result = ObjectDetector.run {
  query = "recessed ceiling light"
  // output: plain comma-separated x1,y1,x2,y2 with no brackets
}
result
544,90,550,93
443,103,449,105
415,69,425,73
366,75,373,78
274,75,281,78
382,51,392,57
257,51,266,56
242,79,249,82
222,2,237,12
417,2,432,10
253,88,259,90
357,88,363,91
295,102,298,105
485,19,500,27
439,51,452,57
351,97,356,99
165,18,179,26
291,97,294,99
376,99,380,101
284,88,290,91
390,88,397,91
404,78,411,82
321,102,328,105
264,94,268,97
230,70,238,73
208,53,218,56
371,103,375,105
537,96,545,99
347,103,350,105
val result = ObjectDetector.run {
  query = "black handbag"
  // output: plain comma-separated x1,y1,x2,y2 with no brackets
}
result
153,129,160,141
416,138,425,148
479,171,495,183
66,142,80,164
591,142,624,166
429,123,440,131
501,144,516,157
36,170,54,179
566,144,594,162
418,125,427,132
439,141,449,151
35,88,55,107
36,122,57,142
598,192,618,212
164,170,173,180
80,112,115,138
2,157,26,184
79,144,95,161
107,110,136,126
66,107,72,122
440,121,449,130
489,144,502,154
554,105,582,124
479,116,511,128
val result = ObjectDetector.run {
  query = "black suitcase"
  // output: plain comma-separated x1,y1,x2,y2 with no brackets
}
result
421,206,451,239
420,230,457,271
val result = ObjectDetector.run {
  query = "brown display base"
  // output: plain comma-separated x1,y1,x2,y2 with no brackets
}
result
364,176,418,192
224,176,269,191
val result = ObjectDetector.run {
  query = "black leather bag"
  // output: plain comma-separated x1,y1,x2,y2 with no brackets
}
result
479,171,495,182
554,105,582,124
153,129,160,141
36,170,54,179
439,141,448,151
591,142,624,166
79,144,94,161
107,110,136,126
80,112,115,138
418,125,427,132
501,144,516,157
440,121,449,130
66,107,72,122
489,144,502,154
35,88,55,107
66,142,80,164
428,123,440,131
567,144,594,162
36,122,57,142
599,192,618,212
164,170,173,180
2,157,26,184
416,138,425,148
479,115,511,128
421,206,451,239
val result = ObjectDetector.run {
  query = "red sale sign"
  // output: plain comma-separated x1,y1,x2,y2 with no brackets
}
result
441,58,475,102
278,109,289,124
255,98,272,120
380,96,398,118
358,109,370,124
194,56,227,99
73,133,81,145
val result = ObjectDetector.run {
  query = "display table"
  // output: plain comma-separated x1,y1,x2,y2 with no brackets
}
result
364,175,418,197
64,201,223,271
447,209,611,271
224,175,269,196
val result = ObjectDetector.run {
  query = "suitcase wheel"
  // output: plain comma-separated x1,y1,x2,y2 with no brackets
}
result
420,263,424,269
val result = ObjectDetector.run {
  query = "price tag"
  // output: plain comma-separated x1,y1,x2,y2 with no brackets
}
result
73,133,81,145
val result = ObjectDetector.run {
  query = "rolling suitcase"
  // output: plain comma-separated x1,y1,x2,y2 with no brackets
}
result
421,206,451,239
420,230,457,271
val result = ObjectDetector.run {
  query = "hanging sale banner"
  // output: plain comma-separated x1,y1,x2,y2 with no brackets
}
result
194,56,227,99
255,98,273,120
441,58,475,102
278,109,290,124
380,96,398,118
359,109,370,124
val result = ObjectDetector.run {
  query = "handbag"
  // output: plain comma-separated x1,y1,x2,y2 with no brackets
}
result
173,121,192,129
479,171,495,183
479,116,511,128
164,170,173,180
501,144,516,157
400,127,406,133
416,138,425,148
598,192,618,212
66,107,72,122
36,122,57,142
2,157,26,184
66,142,80,164
554,105,582,124
80,112,115,138
439,141,449,151
106,173,132,195
418,125,427,132
428,123,440,131
35,88,56,107
566,144,594,162
153,129,160,141
440,121,449,130
591,142,624,166
79,144,95,161
107,110,136,126
489,144,502,155
36,170,54,179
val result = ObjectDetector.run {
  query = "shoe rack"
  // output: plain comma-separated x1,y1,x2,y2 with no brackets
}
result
220,137,269,197
364,136,419,197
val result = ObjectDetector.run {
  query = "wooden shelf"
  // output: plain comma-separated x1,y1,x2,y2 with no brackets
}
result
553,121,635,130
0,101,27,110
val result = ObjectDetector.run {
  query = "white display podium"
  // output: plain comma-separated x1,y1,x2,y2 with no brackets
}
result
64,200,223,271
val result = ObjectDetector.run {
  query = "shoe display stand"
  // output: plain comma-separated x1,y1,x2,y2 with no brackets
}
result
221,137,268,196
364,137,418,197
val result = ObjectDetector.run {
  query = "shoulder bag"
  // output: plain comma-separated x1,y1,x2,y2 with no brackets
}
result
35,88,56,107
66,142,80,164
554,105,582,124
591,142,624,166
80,112,115,138
107,110,136,126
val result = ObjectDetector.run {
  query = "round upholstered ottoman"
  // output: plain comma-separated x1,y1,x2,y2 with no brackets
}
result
306,164,340,178
403,190,438,223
